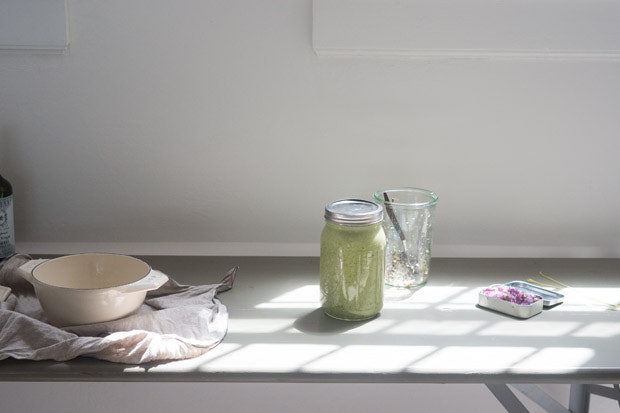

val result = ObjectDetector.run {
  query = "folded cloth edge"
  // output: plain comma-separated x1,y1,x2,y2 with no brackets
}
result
0,255,236,364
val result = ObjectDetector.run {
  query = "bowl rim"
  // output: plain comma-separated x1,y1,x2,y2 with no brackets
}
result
31,253,152,291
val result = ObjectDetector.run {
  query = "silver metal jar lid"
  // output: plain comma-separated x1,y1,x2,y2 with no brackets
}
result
324,199,383,225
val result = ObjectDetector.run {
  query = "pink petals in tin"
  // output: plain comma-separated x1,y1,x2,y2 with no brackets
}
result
481,285,542,306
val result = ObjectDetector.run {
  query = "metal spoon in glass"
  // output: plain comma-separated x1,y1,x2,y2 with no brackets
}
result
382,192,417,280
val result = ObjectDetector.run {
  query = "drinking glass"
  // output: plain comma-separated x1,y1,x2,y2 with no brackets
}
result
373,188,438,289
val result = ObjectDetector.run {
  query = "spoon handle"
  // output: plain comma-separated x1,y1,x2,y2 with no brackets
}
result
383,192,406,242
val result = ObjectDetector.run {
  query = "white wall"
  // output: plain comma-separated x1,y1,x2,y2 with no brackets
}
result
2,382,619,413
1,0,619,258
1,3,620,410
0,382,585,413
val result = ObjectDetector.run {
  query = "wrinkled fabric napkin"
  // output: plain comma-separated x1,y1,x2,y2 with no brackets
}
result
0,254,236,364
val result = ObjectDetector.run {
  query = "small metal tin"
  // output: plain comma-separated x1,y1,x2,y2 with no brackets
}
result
478,286,543,319
504,281,564,307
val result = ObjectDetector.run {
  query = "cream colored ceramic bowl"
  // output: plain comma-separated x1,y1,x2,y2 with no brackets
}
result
18,253,168,327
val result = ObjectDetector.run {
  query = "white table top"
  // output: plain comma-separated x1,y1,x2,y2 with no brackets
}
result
1,256,619,383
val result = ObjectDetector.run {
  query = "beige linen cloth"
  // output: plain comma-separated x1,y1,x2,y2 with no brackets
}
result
0,254,236,364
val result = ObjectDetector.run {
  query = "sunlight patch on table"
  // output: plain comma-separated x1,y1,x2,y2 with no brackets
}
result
572,322,620,338
385,320,486,336
199,343,339,373
255,285,319,309
408,346,537,374
478,321,580,337
557,288,620,311
302,345,436,373
511,347,595,372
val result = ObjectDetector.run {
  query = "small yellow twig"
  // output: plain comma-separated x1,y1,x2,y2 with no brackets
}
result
526,278,559,289
534,272,619,310
538,272,571,288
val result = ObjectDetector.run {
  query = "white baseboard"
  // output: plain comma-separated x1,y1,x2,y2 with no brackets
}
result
16,242,320,257
16,242,618,258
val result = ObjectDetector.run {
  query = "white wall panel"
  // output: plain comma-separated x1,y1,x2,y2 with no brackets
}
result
0,0,68,52
313,0,620,59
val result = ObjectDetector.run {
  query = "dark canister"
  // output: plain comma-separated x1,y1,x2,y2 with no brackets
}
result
0,174,15,259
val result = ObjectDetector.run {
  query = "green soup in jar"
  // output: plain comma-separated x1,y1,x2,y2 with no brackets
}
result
320,199,385,321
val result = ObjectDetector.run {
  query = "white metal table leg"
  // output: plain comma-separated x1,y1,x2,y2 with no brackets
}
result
487,384,576,413
486,384,530,413
512,384,570,413
568,384,589,413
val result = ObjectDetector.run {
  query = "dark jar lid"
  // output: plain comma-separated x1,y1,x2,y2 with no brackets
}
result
324,199,383,225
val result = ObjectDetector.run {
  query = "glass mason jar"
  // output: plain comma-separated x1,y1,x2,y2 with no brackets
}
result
320,199,386,321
